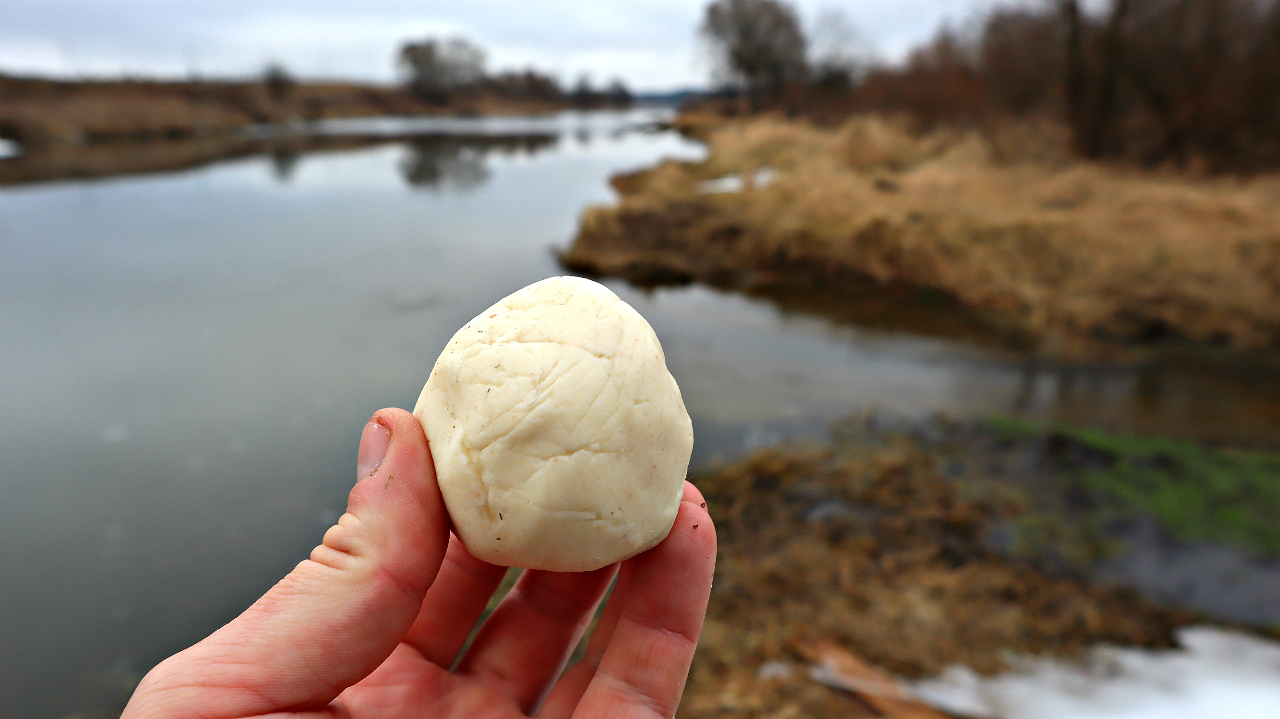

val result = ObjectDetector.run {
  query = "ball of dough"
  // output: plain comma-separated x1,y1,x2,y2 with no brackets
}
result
413,276,693,572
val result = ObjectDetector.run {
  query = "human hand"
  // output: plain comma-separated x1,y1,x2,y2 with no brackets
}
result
122,408,716,718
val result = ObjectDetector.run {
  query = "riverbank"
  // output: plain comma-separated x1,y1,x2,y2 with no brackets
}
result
0,74,584,149
0,128,558,187
562,115,1280,357
680,415,1280,716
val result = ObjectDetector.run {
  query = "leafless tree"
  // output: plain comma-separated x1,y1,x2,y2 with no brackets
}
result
398,37,487,99
700,0,809,100
262,62,294,103
808,8,869,89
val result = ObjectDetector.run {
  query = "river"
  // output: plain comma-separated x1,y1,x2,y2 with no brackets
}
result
4,109,1280,717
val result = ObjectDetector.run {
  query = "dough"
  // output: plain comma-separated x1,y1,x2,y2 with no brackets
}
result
413,276,693,571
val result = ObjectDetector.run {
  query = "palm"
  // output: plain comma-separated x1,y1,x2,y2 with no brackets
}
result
334,541,631,719
122,411,715,719
339,645,525,717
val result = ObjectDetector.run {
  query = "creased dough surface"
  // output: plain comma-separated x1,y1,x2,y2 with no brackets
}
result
413,276,693,571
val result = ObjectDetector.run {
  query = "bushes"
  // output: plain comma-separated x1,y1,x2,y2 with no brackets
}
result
867,0,1280,172
718,0,1280,172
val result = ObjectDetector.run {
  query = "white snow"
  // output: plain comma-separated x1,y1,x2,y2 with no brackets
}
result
910,626,1280,719
698,167,776,194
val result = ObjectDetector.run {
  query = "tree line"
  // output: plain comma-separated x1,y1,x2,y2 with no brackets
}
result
397,37,631,108
699,0,1280,172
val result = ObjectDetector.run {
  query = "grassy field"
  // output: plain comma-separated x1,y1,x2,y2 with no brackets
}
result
563,114,1280,356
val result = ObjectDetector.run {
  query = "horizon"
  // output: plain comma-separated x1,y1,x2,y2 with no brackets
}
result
0,0,1034,94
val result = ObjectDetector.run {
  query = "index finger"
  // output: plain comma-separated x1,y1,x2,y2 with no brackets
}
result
571,499,716,719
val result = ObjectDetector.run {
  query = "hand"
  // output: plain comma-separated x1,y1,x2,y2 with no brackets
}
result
123,408,716,718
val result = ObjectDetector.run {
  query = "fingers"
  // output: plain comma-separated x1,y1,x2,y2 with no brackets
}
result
402,533,508,667
400,484,708,672
122,409,450,719
454,563,618,713
563,499,716,719
542,481,711,718
683,479,707,508
537,560,633,717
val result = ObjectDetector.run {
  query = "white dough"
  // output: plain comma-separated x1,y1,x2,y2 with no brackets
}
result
413,276,693,572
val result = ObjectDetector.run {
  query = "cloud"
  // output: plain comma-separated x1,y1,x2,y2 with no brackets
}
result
0,0,1022,90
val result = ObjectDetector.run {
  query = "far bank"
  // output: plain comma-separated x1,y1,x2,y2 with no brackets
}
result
562,113,1280,358
0,73,630,149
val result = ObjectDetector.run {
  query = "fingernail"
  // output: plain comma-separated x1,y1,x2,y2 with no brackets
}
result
357,419,391,480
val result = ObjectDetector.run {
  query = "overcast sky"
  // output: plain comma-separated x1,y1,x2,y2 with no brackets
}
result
0,0,1033,91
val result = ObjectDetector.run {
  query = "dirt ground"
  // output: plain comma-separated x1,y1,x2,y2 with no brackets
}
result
680,421,1199,718
561,114,1280,357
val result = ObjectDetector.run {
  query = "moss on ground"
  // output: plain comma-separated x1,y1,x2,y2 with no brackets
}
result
988,416,1280,557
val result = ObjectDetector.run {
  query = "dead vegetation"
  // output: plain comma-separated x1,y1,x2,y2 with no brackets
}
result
562,114,1280,355
681,431,1192,717
0,75,572,149
696,0,1280,173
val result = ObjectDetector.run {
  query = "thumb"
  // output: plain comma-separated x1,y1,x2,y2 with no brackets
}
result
124,408,449,718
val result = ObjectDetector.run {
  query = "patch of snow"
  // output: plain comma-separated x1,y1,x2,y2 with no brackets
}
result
698,167,775,194
757,660,794,681
910,626,1280,719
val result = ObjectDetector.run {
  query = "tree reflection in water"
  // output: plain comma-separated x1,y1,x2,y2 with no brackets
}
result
270,146,301,182
399,133,558,191
0,131,559,188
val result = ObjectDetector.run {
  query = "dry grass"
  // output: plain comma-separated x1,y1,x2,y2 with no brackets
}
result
681,435,1189,718
566,115,1280,354
0,78,568,147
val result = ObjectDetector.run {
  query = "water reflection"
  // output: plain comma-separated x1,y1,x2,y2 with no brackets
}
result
0,127,561,189
270,146,302,182
399,134,557,191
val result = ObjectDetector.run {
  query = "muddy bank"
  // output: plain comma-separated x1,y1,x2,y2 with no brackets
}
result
683,421,1204,717
562,116,1280,356
0,74,578,149
0,130,558,187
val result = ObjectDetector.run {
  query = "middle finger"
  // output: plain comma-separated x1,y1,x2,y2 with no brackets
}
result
454,563,618,712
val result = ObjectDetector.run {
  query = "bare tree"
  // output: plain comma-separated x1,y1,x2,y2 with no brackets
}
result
262,62,294,103
1078,0,1131,158
808,8,868,89
605,78,632,106
1059,0,1084,133
398,37,487,99
836,0,1280,170
701,0,808,100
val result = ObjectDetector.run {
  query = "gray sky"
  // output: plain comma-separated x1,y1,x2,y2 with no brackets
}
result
0,0,1029,91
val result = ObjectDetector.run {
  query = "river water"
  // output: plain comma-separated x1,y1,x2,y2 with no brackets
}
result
5,109,1280,717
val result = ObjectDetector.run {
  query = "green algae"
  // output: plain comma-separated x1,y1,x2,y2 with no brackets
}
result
989,416,1280,557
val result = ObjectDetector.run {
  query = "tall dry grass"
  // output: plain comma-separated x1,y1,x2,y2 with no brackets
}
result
569,115,1280,352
